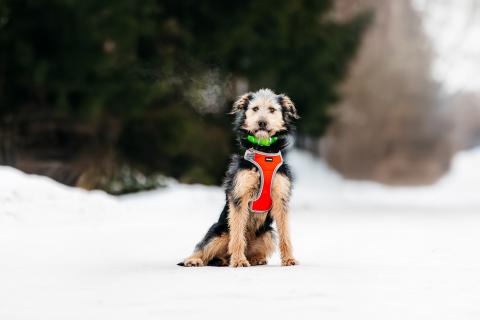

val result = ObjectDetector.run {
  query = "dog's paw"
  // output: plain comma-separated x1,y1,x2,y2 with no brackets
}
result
281,258,298,266
249,257,268,266
183,258,204,267
230,257,250,268
207,257,229,267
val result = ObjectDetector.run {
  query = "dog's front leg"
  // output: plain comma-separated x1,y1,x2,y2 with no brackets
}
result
271,174,297,266
227,200,250,267
227,169,258,267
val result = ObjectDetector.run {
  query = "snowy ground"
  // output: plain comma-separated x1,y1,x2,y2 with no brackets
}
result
1,149,480,319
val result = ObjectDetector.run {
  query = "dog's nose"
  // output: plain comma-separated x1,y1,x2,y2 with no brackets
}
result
258,120,267,129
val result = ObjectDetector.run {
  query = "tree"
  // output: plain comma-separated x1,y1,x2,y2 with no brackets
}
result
323,0,450,185
0,0,368,191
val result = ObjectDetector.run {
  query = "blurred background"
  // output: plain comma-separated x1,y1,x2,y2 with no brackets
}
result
1,0,479,194
2,3,480,317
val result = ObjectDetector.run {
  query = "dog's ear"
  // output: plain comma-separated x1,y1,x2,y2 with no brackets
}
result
230,93,253,114
278,94,299,121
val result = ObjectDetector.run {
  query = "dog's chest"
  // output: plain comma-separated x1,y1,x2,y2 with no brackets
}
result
246,211,268,237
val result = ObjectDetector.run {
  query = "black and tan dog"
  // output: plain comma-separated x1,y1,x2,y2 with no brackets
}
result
179,89,299,267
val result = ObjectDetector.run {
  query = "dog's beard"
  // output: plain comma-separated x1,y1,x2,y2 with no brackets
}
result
254,129,270,140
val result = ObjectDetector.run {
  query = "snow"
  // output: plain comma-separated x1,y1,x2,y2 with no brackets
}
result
1,148,480,319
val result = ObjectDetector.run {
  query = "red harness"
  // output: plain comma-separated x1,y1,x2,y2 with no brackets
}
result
244,149,283,213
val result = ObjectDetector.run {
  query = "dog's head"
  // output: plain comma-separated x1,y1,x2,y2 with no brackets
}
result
231,89,299,140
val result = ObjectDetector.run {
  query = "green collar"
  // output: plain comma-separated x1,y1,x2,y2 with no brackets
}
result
247,135,278,146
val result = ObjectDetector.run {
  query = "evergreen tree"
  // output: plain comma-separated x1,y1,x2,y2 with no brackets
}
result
0,0,369,191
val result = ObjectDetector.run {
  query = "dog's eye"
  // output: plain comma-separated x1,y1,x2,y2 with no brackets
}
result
269,107,275,113
252,107,259,112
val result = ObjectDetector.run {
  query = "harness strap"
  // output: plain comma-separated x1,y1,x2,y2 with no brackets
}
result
244,149,283,213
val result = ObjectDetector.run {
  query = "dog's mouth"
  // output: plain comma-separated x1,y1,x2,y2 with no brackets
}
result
254,129,272,140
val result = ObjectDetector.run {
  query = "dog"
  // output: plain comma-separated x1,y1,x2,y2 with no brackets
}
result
179,88,299,267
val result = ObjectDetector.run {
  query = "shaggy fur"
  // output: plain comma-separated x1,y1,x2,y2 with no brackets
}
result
179,89,299,267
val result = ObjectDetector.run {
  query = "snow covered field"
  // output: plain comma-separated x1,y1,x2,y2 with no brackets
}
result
1,149,480,319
